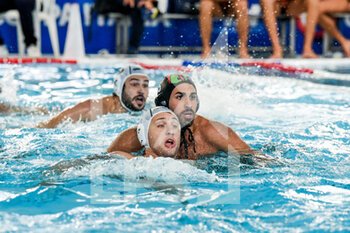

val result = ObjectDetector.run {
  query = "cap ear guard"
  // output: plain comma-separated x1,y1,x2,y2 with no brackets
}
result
137,110,151,148
154,79,170,107
137,123,146,147
113,67,123,97
154,93,168,107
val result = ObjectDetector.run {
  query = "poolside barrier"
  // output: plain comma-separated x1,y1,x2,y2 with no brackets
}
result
133,60,316,75
182,61,315,74
0,57,77,64
133,61,195,72
182,60,350,85
240,62,314,74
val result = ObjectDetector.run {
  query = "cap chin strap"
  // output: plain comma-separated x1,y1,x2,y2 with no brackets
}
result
181,126,196,159
120,95,135,113
113,92,134,113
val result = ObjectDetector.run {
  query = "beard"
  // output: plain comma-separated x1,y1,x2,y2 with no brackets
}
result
179,108,195,128
181,119,194,128
121,91,143,111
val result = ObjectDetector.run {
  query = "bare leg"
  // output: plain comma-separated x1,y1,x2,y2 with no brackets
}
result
286,0,307,17
199,0,221,59
232,0,250,58
260,0,283,58
318,14,350,57
302,0,349,58
319,0,348,12
302,0,320,58
319,0,350,57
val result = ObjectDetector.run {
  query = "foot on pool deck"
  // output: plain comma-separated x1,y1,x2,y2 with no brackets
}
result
269,50,283,59
200,47,211,59
302,50,320,59
239,48,251,59
341,40,350,58
239,52,251,59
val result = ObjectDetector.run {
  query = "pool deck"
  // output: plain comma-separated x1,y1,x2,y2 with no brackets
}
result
2,54,350,82
2,53,350,69
79,55,350,83
78,54,350,70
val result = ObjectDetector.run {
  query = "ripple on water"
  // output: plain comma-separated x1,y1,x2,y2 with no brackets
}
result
1,63,349,232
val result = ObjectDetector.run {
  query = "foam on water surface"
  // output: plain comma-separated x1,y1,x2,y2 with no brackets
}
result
0,59,349,231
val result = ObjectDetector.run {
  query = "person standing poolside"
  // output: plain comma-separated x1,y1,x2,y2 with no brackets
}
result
112,106,181,159
37,64,149,128
108,74,272,164
301,0,350,58
199,0,250,59
0,0,40,57
260,0,306,58
102,0,156,54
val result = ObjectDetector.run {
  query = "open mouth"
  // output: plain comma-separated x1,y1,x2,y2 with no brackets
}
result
182,111,194,119
164,138,176,148
134,95,145,106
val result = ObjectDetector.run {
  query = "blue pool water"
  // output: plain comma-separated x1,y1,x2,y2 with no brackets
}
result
0,61,349,232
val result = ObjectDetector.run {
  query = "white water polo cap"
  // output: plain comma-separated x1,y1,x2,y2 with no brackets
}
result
137,106,180,148
113,64,148,111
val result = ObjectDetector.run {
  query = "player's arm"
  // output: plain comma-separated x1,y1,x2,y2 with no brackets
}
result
36,100,93,128
204,119,252,153
108,148,157,159
106,126,143,153
204,119,276,165
108,151,138,159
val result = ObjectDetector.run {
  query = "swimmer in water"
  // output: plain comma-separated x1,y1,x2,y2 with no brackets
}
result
0,102,50,114
49,107,181,174
112,106,181,159
0,83,50,114
108,74,274,165
36,64,149,128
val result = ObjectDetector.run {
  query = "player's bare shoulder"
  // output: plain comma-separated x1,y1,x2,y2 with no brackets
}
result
194,114,231,140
